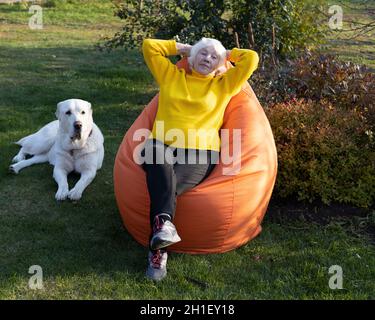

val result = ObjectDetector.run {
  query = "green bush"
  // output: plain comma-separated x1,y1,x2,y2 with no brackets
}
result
266,98,375,208
229,0,326,59
102,0,327,61
101,0,231,50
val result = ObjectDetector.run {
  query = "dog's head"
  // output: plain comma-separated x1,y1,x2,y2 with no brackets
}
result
56,99,93,142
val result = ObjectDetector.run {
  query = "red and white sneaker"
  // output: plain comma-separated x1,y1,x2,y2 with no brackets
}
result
150,214,181,250
146,249,168,281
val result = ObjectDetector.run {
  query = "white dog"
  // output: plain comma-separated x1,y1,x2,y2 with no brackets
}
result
10,99,104,201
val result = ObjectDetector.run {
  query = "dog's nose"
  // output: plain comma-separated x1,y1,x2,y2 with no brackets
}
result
74,121,82,130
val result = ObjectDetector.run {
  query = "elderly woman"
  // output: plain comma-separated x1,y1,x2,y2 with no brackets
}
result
141,37,259,281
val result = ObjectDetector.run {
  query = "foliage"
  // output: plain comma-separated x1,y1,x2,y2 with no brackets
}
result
284,50,375,129
229,0,326,59
266,98,375,208
101,0,231,50
254,50,375,208
102,0,327,60
251,50,375,129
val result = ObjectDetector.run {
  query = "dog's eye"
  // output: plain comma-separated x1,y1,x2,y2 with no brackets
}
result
81,111,85,115
65,111,71,115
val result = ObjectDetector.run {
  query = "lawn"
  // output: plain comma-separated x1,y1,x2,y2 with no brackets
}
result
0,0,374,299
321,0,375,70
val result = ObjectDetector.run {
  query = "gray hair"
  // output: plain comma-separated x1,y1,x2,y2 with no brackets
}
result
188,37,227,70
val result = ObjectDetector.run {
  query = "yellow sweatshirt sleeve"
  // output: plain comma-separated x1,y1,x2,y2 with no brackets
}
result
142,39,179,86
221,48,259,95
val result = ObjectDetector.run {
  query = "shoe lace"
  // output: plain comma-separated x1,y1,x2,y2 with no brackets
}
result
151,250,162,268
153,215,164,233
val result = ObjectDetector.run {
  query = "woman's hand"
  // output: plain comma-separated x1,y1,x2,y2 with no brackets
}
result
214,51,231,77
176,42,192,57
214,65,227,77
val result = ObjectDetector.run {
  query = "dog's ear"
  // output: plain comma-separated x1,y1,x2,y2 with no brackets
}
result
88,102,93,115
55,102,62,119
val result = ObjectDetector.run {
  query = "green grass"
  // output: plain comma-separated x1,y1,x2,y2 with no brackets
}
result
0,0,374,299
321,0,375,70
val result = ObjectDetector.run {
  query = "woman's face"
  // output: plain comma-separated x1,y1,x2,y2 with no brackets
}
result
193,46,221,75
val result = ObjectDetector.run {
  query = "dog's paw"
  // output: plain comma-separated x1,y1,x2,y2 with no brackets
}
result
68,188,82,201
9,164,19,174
12,154,24,163
55,188,69,201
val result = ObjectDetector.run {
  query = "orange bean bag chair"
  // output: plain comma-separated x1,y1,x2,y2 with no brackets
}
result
114,58,277,254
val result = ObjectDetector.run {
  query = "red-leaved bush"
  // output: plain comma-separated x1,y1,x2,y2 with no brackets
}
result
253,51,374,119
266,98,374,208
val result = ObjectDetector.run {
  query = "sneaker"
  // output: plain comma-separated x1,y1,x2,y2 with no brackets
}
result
150,215,181,250
146,250,168,281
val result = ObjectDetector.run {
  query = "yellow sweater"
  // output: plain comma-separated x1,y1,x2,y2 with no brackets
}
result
142,39,259,151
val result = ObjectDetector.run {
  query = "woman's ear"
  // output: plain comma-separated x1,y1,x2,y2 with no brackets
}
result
187,55,193,68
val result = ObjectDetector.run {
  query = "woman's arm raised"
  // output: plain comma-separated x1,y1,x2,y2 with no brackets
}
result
142,39,180,86
176,42,192,57
220,48,259,95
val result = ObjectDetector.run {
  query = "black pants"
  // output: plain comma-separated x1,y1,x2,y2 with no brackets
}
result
141,139,219,227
